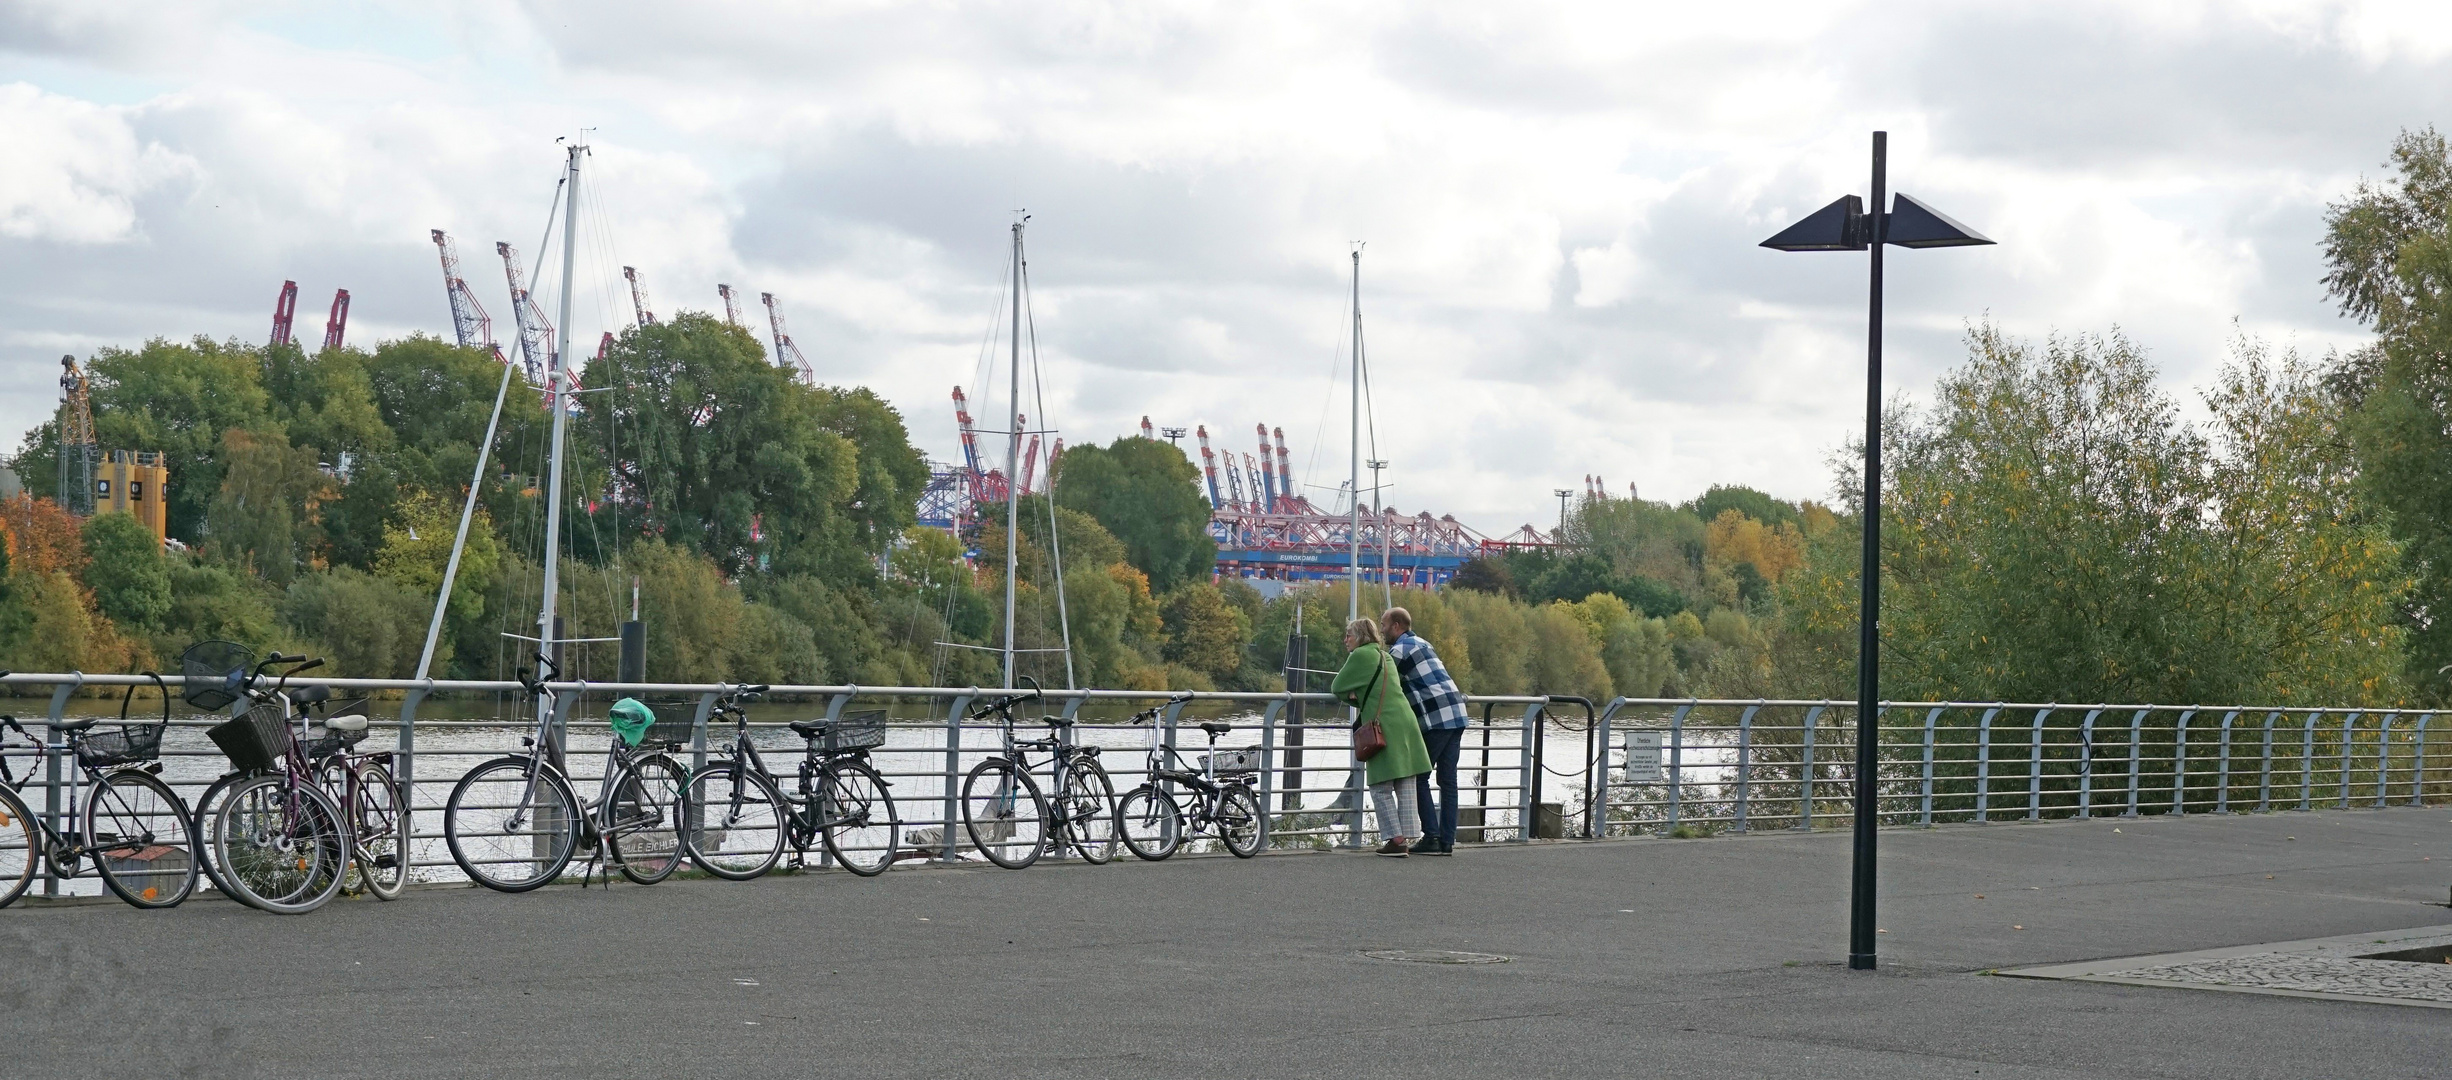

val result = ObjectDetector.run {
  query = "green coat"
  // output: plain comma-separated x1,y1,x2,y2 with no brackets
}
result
1332,642,1431,786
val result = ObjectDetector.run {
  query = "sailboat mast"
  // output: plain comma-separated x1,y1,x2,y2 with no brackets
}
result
1348,246,1362,626
1002,220,1023,689
538,139,584,666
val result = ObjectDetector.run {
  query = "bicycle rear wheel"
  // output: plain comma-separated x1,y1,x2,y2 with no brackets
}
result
1059,759,1118,865
609,753,688,885
444,756,578,893
211,776,346,914
88,769,199,909
960,759,1046,869
350,761,409,900
816,759,900,877
1216,783,1263,859
1117,784,1183,861
0,785,40,909
683,762,785,881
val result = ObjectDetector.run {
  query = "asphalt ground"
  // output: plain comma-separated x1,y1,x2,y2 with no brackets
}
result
5,806,2450,1079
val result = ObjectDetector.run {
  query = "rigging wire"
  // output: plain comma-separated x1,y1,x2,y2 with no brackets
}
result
1020,241,1076,690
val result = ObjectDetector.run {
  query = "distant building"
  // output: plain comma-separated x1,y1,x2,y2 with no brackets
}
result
0,466,18,500
96,451,169,545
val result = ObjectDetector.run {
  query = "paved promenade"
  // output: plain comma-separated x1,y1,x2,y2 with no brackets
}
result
5,807,2450,1078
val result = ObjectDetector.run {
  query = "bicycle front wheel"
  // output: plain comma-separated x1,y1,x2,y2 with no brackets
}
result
1059,759,1118,865
212,776,346,914
609,753,688,885
683,763,785,881
189,771,248,903
88,769,199,909
816,759,900,877
1117,785,1183,862
961,759,1046,869
350,761,409,900
444,756,578,893
0,784,41,909
1216,783,1263,859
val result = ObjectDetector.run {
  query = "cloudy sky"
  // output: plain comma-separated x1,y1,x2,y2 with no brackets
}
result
4,1,2445,534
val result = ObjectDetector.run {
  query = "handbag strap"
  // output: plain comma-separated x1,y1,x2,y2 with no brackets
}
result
1354,647,1387,728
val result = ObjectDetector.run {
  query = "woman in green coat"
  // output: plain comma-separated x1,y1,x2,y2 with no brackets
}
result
1331,616,1432,856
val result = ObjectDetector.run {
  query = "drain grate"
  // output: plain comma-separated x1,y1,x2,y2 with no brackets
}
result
1360,949,1510,965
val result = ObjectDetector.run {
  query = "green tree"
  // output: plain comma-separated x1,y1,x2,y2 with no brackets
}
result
1051,436,1216,593
1161,583,1250,680
1687,485,1800,530
82,511,170,631
205,429,329,586
17,337,275,544
280,567,429,678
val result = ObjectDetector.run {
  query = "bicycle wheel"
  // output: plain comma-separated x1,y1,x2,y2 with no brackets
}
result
350,761,409,900
609,753,688,885
189,770,248,903
960,759,1047,869
1058,759,1118,865
87,769,199,909
0,785,40,909
444,756,578,893
1117,784,1183,862
1216,783,1263,859
816,759,900,877
683,762,785,881
211,776,346,914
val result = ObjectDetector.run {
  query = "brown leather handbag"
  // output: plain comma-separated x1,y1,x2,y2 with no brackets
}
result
1352,654,1389,762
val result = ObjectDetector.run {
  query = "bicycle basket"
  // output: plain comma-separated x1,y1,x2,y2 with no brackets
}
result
618,699,702,749
297,699,373,760
75,674,171,770
179,640,255,712
1203,749,1262,776
809,712,887,753
207,701,292,773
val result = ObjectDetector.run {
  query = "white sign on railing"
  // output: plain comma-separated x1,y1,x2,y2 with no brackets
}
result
1623,730,1663,783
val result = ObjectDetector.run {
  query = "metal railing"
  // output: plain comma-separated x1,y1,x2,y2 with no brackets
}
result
1,673,2439,898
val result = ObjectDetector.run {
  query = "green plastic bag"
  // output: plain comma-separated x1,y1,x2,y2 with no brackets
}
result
608,697,656,746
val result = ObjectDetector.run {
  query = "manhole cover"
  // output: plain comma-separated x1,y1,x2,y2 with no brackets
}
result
1360,949,1510,965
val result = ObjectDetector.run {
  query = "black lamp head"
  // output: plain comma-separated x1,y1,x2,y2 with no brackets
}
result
1760,194,1868,252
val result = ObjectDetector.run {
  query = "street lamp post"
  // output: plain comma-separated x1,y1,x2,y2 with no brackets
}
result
1761,131,1992,972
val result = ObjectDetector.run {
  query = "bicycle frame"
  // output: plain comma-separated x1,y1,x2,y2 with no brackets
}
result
0,717,164,871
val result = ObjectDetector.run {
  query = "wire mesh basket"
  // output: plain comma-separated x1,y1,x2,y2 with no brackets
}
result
179,640,255,712
208,701,292,773
297,701,373,760
636,701,704,750
75,674,171,770
1203,748,1262,776
808,712,887,753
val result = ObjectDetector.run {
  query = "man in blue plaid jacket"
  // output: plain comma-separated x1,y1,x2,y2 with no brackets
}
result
1383,607,1468,855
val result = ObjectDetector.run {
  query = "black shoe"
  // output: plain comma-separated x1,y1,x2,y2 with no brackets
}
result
1375,839,1410,857
1417,839,1452,856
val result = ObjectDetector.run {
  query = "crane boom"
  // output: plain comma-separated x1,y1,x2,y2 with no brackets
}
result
322,289,352,351
269,280,298,347
431,230,496,350
1196,425,1223,507
622,266,656,327
761,292,815,384
1256,424,1279,513
1273,427,1295,511
1018,418,1041,496
718,284,742,327
57,355,97,516
495,241,555,385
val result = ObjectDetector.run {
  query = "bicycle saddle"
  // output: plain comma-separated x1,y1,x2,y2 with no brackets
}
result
787,718,833,738
1198,722,1232,737
292,684,332,706
1045,716,1075,728
52,716,100,733
325,712,369,733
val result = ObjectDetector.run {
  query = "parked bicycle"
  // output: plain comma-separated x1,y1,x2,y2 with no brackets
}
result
188,657,407,903
1116,700,1263,861
0,672,199,909
681,684,903,879
959,677,1118,869
189,644,354,914
442,654,690,891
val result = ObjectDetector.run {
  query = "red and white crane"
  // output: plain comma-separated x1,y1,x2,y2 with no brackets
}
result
1255,424,1280,513
1273,427,1296,512
322,289,351,351
1195,425,1224,507
431,231,500,359
622,266,656,328
495,242,555,385
761,292,815,384
718,284,743,327
1017,414,1042,496
269,280,299,347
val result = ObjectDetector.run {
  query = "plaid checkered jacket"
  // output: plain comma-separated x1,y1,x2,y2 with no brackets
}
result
1388,632,1470,730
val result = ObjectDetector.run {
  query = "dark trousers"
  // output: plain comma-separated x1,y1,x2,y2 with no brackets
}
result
1414,726,1465,845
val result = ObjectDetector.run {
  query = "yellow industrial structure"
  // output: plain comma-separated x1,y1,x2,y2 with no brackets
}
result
95,450,168,545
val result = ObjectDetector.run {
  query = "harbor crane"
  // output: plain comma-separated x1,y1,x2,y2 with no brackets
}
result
321,289,351,351
623,266,656,328
57,355,97,516
495,241,555,385
761,292,815,384
431,231,500,359
718,284,743,327
269,280,298,347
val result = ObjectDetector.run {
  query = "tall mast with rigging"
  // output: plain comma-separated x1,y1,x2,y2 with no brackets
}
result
538,137,586,671
1002,220,1024,689
1348,244,1364,626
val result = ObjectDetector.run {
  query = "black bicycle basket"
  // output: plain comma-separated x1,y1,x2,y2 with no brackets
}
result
637,700,704,749
208,701,292,773
811,712,887,753
75,673,171,770
297,699,373,760
179,640,255,712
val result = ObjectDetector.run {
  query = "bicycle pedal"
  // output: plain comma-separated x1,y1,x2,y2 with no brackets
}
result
373,853,399,869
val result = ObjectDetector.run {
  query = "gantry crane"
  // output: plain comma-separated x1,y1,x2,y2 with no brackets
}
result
1255,424,1281,513
761,292,815,384
57,355,97,516
1273,427,1297,511
320,289,352,351
495,242,555,385
431,230,501,360
623,266,656,328
269,280,298,348
718,284,742,327
1196,425,1224,507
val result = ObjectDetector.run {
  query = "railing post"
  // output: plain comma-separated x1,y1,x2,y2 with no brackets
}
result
1513,703,1543,842
2214,710,2238,813
2170,709,2195,816
2338,711,2362,810
2124,708,2148,818
42,673,83,898
1591,699,1627,839
1975,706,2000,823
2259,711,2278,811
1733,703,1759,833
691,688,721,776
2077,708,2102,819
1920,707,1942,826
399,679,431,854
2028,707,2053,821
2415,713,2433,806
1797,704,1825,830
1663,703,1691,836
938,692,974,866
2376,712,2398,809
1256,699,1285,849
2299,712,2319,812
